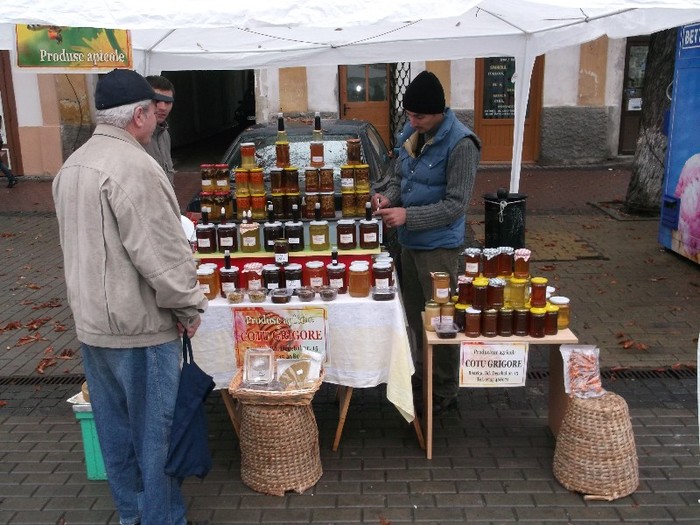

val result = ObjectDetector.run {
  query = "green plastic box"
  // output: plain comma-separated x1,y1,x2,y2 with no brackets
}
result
72,404,108,480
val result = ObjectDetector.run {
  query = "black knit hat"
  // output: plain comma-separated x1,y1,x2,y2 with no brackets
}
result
95,69,158,110
402,71,445,114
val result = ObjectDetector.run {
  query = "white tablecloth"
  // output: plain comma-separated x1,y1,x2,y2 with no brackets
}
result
192,294,415,421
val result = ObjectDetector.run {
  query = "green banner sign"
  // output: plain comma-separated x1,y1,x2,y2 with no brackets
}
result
16,25,132,69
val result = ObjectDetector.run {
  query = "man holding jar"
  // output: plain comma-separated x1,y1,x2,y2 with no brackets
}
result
372,71,481,415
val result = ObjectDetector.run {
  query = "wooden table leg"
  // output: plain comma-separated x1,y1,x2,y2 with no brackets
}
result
548,345,569,438
332,386,354,451
423,331,433,459
220,390,241,438
413,414,425,450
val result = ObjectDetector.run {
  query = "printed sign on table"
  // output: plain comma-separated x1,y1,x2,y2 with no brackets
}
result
459,341,529,387
232,305,327,368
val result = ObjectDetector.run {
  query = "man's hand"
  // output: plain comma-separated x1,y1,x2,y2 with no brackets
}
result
372,192,391,211
177,316,202,338
373,207,407,228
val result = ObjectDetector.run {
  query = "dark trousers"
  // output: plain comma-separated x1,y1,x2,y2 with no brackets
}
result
401,246,461,400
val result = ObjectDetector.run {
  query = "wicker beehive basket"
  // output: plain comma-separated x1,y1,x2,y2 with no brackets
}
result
229,372,323,496
553,392,638,501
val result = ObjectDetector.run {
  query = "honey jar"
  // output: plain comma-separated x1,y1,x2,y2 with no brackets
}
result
424,300,441,332
195,222,216,254
234,169,249,196
513,248,531,278
319,168,334,193
529,277,548,308
463,248,481,277
270,168,284,194
196,267,218,300
304,260,326,288
549,296,570,329
326,262,347,294
304,167,320,193
284,167,300,193
348,261,371,297
275,142,290,168
464,307,481,337
431,272,451,304
341,192,356,217
320,192,335,219
240,142,256,169
200,164,215,190
346,138,362,165
336,219,357,250
340,165,355,193
248,168,265,195
482,248,499,278
354,164,370,193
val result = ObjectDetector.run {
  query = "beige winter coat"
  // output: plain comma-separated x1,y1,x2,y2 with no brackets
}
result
52,124,207,348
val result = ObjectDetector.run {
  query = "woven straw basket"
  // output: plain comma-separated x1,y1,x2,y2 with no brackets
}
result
553,392,638,501
229,372,323,496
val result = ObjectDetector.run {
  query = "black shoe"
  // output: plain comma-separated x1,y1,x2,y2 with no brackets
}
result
432,396,459,416
7,178,17,188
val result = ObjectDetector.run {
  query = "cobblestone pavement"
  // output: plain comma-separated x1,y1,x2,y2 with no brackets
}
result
0,165,698,523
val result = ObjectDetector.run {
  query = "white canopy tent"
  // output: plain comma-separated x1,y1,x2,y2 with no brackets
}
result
1,0,699,190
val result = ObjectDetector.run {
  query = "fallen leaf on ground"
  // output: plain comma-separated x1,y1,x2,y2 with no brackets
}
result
0,321,22,333
53,322,68,332
58,349,75,359
43,346,54,355
649,277,666,282
619,339,635,349
31,298,62,309
0,400,7,407
26,283,41,290
20,299,34,305
25,317,51,331
634,342,649,351
538,264,556,271
15,333,48,346
615,332,625,338
35,358,57,374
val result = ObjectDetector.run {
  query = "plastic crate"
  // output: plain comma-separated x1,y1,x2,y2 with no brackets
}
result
72,404,108,480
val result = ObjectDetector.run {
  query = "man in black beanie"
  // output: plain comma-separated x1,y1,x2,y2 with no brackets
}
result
373,70,481,415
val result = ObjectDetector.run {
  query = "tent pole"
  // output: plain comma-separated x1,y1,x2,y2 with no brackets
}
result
510,39,536,194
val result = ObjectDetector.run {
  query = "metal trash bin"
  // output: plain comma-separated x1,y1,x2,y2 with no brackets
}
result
483,188,527,248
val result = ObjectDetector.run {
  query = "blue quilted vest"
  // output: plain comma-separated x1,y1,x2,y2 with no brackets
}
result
396,109,477,250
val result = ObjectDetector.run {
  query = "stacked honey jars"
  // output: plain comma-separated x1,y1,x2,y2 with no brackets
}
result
424,246,571,338
200,164,234,221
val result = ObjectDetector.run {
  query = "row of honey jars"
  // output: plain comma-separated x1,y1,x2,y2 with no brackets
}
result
461,305,560,338
269,167,301,194
234,167,265,197
201,164,231,192
339,164,371,194
340,191,371,217
200,193,234,221
456,274,549,310
463,247,531,278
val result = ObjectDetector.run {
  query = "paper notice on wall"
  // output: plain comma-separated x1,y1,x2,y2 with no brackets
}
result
459,341,529,387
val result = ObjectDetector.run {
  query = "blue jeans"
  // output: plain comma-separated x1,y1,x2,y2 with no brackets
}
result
81,340,186,525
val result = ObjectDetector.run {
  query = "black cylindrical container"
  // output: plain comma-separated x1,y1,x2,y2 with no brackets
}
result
483,188,527,248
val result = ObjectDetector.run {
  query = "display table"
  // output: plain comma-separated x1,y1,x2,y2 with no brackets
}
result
421,328,579,459
193,293,423,450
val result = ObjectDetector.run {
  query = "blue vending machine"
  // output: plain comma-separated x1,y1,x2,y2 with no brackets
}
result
659,23,700,265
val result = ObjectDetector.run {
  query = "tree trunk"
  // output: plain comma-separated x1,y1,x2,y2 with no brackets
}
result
623,28,677,215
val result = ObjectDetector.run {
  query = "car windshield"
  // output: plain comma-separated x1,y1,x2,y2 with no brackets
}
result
229,134,365,172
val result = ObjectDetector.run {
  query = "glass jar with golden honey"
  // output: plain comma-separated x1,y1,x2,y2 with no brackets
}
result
235,195,250,220
529,277,548,308
348,261,371,297
320,192,336,219
457,276,473,305
250,194,267,220
549,296,570,330
304,193,320,219
424,300,441,332
234,169,249,196
214,164,230,191
463,248,481,278
431,272,451,304
507,277,528,308
248,168,265,195
498,247,514,277
340,166,355,193
196,267,218,300
200,164,215,190
240,142,256,169
354,164,370,193
341,192,356,217
355,192,370,214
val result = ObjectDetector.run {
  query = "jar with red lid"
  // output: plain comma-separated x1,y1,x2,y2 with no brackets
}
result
235,195,250,220
319,168,334,193
241,262,263,290
513,248,531,278
336,219,356,250
199,191,215,217
529,277,548,307
463,248,481,277
326,262,347,294
457,276,474,305
304,260,326,289
250,194,267,220
200,164,215,190
215,164,230,191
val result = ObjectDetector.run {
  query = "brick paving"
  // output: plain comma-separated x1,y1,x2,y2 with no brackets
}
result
0,163,698,523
